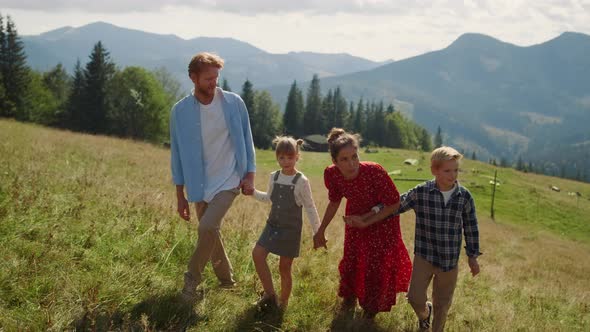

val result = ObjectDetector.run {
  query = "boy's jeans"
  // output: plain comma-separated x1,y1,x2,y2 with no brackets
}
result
184,188,239,289
407,255,459,332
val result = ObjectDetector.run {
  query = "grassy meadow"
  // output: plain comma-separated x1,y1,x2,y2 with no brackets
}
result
1,119,589,331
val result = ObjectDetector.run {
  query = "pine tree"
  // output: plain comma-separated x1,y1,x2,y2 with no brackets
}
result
283,80,304,137
373,101,386,146
419,128,432,151
303,74,321,135
386,103,395,114
321,89,334,134
333,87,347,129
66,59,86,130
0,70,5,111
471,151,477,160
434,126,443,148
364,101,376,144
0,14,5,113
362,100,371,140
241,79,255,111
222,78,231,92
81,41,115,133
352,98,364,134
345,101,354,131
2,16,29,118
240,79,256,136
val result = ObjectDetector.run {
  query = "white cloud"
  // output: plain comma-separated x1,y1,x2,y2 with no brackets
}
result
5,0,590,61
3,0,585,17
2,0,419,14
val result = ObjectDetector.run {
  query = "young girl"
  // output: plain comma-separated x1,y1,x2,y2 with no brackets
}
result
252,136,320,310
313,128,412,320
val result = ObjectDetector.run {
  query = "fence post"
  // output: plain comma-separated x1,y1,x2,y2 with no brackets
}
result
491,169,497,220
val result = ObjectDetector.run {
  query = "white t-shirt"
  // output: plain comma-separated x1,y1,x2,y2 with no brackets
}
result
200,88,240,202
254,171,320,234
441,183,457,206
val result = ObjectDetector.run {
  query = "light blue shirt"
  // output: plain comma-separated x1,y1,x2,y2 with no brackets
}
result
170,89,256,202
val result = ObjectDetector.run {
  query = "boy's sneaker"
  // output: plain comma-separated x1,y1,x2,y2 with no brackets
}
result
255,292,278,312
419,301,433,330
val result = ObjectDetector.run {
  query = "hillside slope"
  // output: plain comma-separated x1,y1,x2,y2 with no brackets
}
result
0,120,588,331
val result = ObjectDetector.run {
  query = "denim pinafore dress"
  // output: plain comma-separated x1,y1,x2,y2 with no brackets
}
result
257,171,303,258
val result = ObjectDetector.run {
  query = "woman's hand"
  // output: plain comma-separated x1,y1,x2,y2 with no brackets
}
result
313,231,328,249
344,215,369,228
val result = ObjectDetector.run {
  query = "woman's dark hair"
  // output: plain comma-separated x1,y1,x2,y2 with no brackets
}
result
327,128,361,160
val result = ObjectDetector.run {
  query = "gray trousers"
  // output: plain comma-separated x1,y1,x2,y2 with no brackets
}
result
185,189,238,287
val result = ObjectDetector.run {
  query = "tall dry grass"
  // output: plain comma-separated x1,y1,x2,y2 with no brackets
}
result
1,119,589,331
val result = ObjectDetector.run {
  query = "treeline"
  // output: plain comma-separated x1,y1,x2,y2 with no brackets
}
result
1,13,431,152
0,14,180,143
229,76,432,151
280,75,432,151
486,154,588,182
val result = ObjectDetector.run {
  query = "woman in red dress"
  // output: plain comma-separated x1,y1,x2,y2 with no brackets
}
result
313,128,412,319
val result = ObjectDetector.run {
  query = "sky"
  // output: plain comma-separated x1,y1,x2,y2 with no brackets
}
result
3,0,590,62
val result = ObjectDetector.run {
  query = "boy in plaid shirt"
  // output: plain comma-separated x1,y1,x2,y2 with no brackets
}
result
398,146,481,331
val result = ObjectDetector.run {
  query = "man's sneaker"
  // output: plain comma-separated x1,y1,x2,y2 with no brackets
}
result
180,273,202,303
180,287,203,304
419,301,433,330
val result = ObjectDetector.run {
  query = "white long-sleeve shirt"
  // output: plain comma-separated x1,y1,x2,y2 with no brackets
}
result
254,171,320,234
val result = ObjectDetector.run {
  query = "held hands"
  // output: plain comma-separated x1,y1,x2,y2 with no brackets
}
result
468,256,480,276
240,173,255,195
177,196,190,221
313,231,328,249
343,215,369,228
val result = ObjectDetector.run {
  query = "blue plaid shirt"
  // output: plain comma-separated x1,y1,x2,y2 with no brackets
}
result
398,180,481,271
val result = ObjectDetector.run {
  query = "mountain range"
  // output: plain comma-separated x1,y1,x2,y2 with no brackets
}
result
22,22,388,91
22,22,590,180
268,32,590,177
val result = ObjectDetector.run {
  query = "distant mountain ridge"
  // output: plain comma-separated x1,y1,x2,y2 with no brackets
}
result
22,22,590,180
22,22,386,92
265,31,590,180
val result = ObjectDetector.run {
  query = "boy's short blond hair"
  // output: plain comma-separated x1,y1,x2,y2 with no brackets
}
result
430,146,463,168
188,52,224,76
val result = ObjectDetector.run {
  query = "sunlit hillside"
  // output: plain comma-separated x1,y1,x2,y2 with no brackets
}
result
1,119,589,331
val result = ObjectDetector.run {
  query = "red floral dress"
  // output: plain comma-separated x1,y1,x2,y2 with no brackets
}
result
324,161,412,313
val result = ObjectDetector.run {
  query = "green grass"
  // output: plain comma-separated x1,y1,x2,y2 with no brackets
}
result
1,119,589,331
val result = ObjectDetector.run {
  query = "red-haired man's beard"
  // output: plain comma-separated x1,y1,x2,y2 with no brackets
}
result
197,84,215,99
